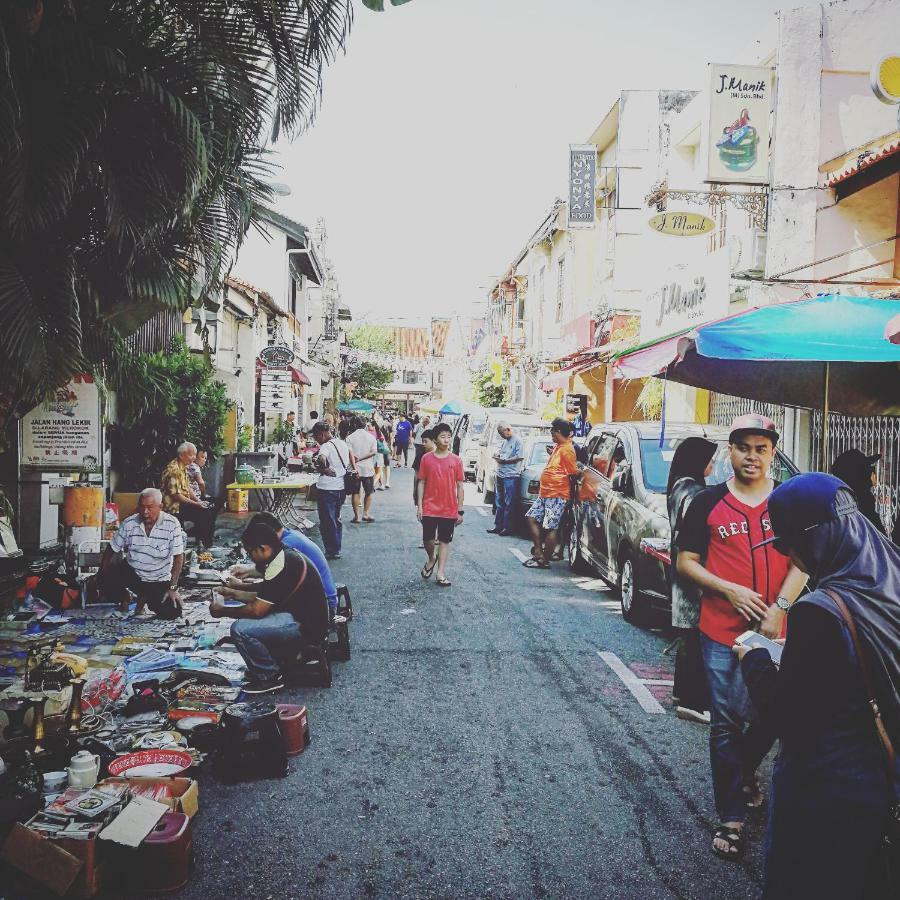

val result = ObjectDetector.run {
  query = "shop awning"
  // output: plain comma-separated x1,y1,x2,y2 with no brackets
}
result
291,367,311,386
824,136,900,201
540,358,598,392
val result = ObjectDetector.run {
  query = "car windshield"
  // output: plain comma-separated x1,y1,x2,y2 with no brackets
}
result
528,442,552,465
639,437,798,494
470,420,486,436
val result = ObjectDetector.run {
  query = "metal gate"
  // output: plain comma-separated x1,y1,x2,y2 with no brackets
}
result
710,393,900,535
811,411,900,534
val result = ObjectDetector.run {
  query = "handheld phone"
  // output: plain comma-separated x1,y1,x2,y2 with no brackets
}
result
735,630,784,666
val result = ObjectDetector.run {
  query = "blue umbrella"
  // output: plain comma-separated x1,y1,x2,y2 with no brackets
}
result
337,399,375,413
439,400,463,415
615,295,900,463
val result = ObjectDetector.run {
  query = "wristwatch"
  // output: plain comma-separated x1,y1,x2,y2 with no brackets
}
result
775,595,791,612
169,583,178,592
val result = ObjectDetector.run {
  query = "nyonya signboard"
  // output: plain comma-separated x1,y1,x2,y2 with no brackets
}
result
567,145,597,228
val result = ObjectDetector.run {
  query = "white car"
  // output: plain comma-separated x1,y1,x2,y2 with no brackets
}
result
476,413,552,502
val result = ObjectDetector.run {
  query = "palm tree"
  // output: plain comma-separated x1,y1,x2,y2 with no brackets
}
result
0,0,353,418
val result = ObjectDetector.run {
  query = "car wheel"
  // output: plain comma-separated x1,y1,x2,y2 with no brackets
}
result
618,549,649,625
477,469,485,493
567,518,592,575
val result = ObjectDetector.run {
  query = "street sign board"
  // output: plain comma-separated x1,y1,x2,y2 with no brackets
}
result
258,344,295,367
648,212,716,237
567,145,597,228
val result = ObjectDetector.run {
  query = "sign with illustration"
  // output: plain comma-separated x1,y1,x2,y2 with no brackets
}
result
21,375,101,469
258,344,295,368
706,64,773,184
567,145,597,228
648,211,716,237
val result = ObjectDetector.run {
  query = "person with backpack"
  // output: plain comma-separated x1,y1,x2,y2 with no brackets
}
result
213,521,330,694
311,420,355,560
667,437,718,724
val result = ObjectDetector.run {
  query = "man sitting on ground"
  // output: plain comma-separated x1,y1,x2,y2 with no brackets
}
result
97,488,184,619
161,441,217,547
228,512,339,613
212,521,330,694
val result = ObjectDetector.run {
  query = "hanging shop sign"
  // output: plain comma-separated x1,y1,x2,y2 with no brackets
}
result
20,376,101,470
565,393,587,414
648,211,716,237
567,145,597,228
258,344,295,368
870,55,900,105
259,368,293,413
706,64,773,185
641,247,730,343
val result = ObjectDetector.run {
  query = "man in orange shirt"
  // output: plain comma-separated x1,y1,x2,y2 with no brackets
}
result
524,418,579,569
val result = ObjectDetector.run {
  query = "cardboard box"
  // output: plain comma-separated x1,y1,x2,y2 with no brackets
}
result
98,776,199,819
0,823,103,900
227,488,249,512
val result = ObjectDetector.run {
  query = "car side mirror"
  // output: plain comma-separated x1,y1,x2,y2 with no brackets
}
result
611,463,632,495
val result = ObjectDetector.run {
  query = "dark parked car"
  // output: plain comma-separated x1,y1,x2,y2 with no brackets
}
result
568,422,800,624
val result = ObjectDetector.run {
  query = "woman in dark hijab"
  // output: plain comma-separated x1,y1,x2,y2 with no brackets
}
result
831,448,885,533
736,473,900,899
667,437,718,722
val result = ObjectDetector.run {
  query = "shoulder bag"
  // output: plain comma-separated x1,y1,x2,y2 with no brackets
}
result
824,588,900,887
330,440,359,496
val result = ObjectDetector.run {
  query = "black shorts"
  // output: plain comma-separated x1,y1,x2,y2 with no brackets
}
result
358,476,375,497
422,515,456,544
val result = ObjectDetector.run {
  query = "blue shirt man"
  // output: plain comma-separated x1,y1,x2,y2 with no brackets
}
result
488,423,525,536
395,418,413,446
247,513,338,610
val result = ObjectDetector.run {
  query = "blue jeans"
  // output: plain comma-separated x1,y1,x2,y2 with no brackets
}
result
317,488,344,556
231,613,301,679
700,634,775,823
494,476,518,533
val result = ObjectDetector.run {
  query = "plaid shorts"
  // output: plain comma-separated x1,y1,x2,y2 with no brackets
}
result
526,496,568,531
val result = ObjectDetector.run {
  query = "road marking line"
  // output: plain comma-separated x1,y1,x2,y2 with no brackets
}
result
640,679,675,686
476,507,490,517
508,547,530,563
597,652,666,715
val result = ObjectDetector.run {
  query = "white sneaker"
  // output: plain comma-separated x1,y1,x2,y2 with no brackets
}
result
675,706,710,725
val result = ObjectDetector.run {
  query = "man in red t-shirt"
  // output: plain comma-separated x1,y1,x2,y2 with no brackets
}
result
677,414,807,861
416,422,465,587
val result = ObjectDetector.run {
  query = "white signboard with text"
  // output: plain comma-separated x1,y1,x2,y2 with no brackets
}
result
20,376,102,469
640,248,731,343
706,64,773,185
259,368,293,413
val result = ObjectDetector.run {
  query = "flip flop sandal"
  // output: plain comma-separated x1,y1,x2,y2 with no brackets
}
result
742,781,764,809
363,517,375,523
523,558,550,569
436,577,451,587
421,561,436,579
712,825,745,861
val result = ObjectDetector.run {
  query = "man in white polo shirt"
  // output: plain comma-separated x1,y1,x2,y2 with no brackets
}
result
98,488,185,619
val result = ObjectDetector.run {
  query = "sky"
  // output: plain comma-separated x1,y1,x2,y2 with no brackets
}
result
271,0,819,323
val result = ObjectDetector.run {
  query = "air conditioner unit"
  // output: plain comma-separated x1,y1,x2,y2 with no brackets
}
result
730,228,767,277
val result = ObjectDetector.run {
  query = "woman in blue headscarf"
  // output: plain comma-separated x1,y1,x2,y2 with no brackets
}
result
735,473,900,899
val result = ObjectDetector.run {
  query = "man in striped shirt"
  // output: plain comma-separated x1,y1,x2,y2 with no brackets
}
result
97,488,185,619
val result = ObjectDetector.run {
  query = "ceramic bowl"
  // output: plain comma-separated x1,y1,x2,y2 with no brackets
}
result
42,770,68,793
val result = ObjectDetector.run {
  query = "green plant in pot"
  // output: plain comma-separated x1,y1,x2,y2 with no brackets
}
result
109,339,230,492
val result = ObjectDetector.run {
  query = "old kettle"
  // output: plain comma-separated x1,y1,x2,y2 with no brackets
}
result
67,750,100,789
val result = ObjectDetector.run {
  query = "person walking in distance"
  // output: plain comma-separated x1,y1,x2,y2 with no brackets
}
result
412,428,436,505
524,418,579,569
417,422,464,587
311,421,354,560
676,414,809,861
346,415,378,523
487,422,524,537
379,423,393,489
395,414,413,467
667,437,718,724
413,415,431,457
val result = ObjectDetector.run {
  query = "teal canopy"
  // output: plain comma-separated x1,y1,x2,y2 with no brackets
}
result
337,399,375,412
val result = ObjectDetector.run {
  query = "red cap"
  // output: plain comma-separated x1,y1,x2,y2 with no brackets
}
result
729,413,779,444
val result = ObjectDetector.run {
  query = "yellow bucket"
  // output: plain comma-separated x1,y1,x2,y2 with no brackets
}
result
62,485,104,527
227,488,249,513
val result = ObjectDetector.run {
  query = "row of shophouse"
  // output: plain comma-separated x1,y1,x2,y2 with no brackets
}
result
487,0,900,523
132,206,352,444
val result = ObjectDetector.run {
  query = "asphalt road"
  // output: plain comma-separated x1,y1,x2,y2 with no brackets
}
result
8,470,771,899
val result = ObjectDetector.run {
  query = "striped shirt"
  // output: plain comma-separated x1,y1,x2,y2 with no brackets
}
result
110,512,185,582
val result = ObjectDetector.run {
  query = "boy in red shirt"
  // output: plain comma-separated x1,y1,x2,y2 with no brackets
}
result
678,414,807,862
417,422,465,587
